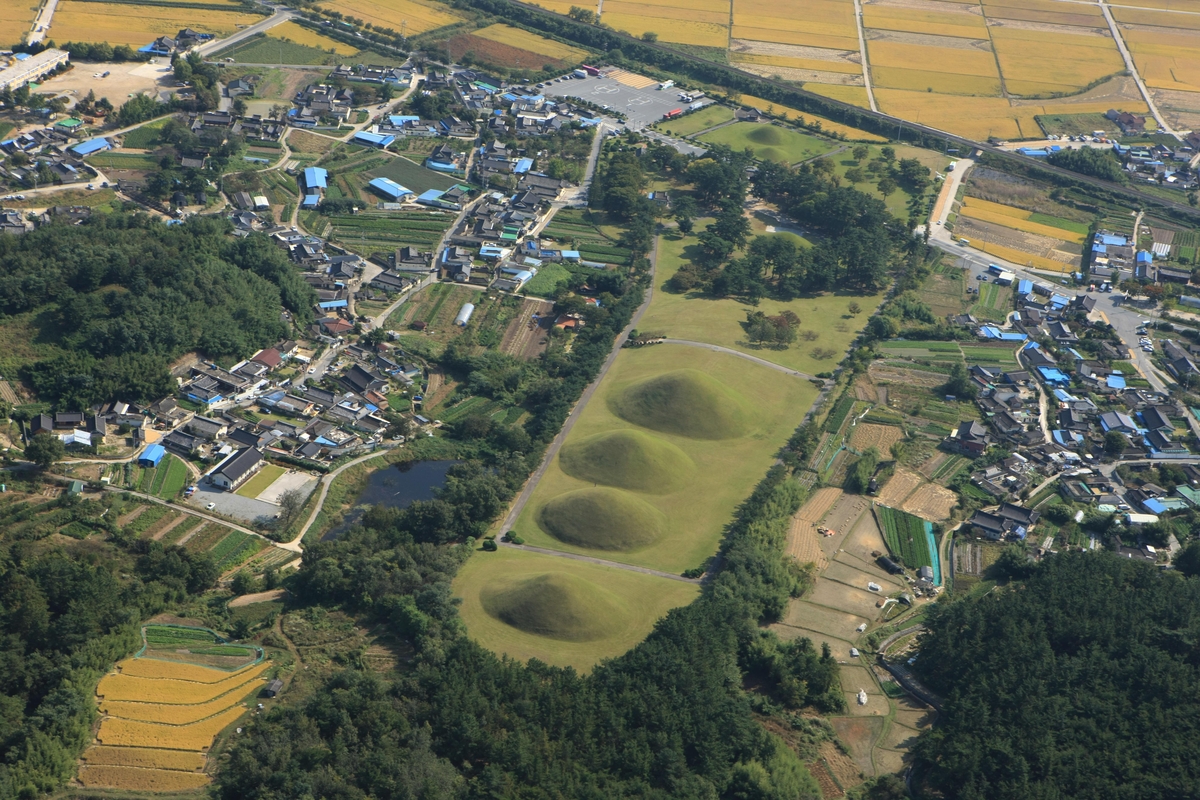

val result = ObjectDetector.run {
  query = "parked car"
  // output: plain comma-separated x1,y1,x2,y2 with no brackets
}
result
205,502,216,510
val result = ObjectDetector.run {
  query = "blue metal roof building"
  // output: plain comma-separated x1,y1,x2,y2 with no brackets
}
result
352,131,395,148
980,326,1027,341
302,167,327,193
138,444,166,468
71,137,111,156
302,194,321,209
367,177,413,201
1017,279,1032,295
318,299,349,310
1037,367,1070,386
388,114,419,126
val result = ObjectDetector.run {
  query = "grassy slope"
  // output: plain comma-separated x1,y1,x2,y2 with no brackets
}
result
657,104,736,137
453,546,699,672
512,344,817,573
638,232,885,376
698,122,835,164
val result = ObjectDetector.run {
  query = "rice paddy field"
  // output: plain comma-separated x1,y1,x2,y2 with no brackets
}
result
510,344,818,574
602,0,731,46
79,630,270,792
1,0,39,43
639,231,885,376
48,1,265,46
318,0,462,34
454,546,700,672
959,196,1088,243
471,23,588,60
267,20,360,55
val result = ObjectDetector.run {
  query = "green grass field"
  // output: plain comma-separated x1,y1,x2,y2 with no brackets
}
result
453,546,699,672
638,232,884,376
511,344,817,573
234,464,286,498
698,122,835,164
212,33,342,65
120,117,172,150
970,281,1012,322
366,156,458,195
658,104,735,137
87,152,159,170
524,263,572,296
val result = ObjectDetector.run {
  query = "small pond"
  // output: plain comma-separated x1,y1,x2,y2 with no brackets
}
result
322,460,458,540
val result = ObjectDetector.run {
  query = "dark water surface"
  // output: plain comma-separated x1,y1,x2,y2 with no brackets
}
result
323,460,457,540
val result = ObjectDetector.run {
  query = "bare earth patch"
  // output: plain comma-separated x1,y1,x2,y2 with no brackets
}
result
865,28,991,50
730,38,859,63
735,63,864,84
876,467,923,507
820,740,864,790
901,482,958,521
849,423,904,453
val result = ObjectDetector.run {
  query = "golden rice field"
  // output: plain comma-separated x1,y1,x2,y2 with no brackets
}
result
527,0,580,13
862,6,988,39
982,0,1101,14
737,93,887,140
969,239,1073,272
960,197,1086,243
732,0,858,49
48,1,264,46
117,658,255,683
991,27,1124,92
101,684,262,725
1111,0,1200,9
0,0,39,39
867,40,1000,78
731,53,862,75
605,0,730,24
473,23,588,60
78,766,211,792
318,0,462,35
97,706,248,750
82,747,206,771
268,20,359,54
97,662,269,704
604,12,729,46
871,67,1001,96
806,83,872,107
1124,28,1200,92
732,26,860,50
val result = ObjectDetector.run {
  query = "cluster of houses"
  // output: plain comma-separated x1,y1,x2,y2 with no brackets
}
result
1112,140,1200,191
0,124,106,189
139,28,213,56
186,110,285,144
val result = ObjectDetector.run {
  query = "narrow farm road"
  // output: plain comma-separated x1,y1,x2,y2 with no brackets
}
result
513,544,700,583
496,236,661,538
27,0,59,44
852,0,878,112
1098,0,1180,139
283,446,398,552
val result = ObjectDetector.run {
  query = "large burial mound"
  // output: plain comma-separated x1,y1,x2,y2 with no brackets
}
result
558,429,696,494
610,369,755,440
480,572,623,641
538,487,666,551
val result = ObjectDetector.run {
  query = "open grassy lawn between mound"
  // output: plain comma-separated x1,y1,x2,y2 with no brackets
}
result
510,344,817,573
453,546,700,672
697,122,836,164
638,232,885,376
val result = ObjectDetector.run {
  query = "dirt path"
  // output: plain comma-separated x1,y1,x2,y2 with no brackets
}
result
661,339,826,380
852,0,878,112
229,588,287,608
509,543,699,583
285,447,399,551
151,513,189,541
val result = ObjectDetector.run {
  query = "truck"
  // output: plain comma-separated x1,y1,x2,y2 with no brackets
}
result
658,80,675,90
958,238,970,246
573,68,588,79
663,108,683,120
994,271,1015,286
688,101,705,110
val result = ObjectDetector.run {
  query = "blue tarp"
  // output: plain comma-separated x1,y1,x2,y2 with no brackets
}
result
924,521,942,586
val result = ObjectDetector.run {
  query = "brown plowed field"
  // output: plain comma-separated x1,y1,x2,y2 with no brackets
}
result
499,297,553,360
798,487,843,521
876,467,923,506
785,519,828,569
850,423,904,453
901,482,958,521
820,740,864,789
447,33,571,70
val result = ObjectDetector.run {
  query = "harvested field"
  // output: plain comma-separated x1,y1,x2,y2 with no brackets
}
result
268,20,359,54
499,297,552,360
809,580,890,618
868,362,947,387
786,518,828,569
819,740,864,790
824,559,901,595
831,717,884,774
876,467,923,506
449,32,573,69
318,0,462,35
798,487,844,521
780,601,869,640
849,423,904,454
956,218,1078,272
101,683,261,725
77,766,210,791
82,746,205,771
901,482,958,521
97,706,247,749
732,53,863,75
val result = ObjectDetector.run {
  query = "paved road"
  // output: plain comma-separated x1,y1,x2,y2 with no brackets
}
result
877,624,942,711
196,10,293,57
661,339,825,380
101,484,277,544
283,446,397,551
1099,0,1180,140
27,0,58,44
851,0,878,112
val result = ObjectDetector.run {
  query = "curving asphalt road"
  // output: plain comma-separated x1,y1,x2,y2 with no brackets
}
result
282,446,397,551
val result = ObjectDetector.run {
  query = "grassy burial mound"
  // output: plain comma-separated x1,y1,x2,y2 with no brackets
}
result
558,429,696,493
512,346,818,573
454,547,700,671
609,369,756,440
538,487,667,551
481,572,624,642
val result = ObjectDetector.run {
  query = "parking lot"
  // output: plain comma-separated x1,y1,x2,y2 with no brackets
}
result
186,482,278,525
552,72,705,129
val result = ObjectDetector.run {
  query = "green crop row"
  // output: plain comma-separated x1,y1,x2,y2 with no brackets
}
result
218,539,268,570
162,515,202,546
876,505,933,569
823,394,855,434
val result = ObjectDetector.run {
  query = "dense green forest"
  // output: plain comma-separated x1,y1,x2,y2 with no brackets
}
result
913,552,1200,799
0,487,220,798
0,214,315,409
